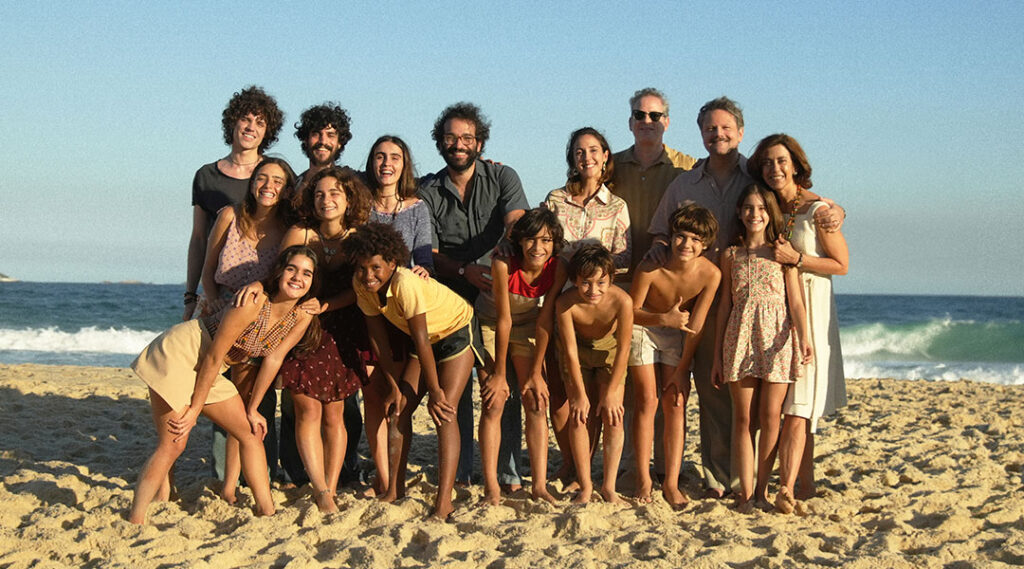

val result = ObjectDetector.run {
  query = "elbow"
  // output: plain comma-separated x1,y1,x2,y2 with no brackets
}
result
835,261,849,276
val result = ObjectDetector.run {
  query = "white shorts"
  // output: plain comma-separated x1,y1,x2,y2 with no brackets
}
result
628,324,684,367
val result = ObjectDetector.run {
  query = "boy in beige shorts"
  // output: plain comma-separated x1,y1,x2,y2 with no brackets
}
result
628,203,721,507
556,244,633,504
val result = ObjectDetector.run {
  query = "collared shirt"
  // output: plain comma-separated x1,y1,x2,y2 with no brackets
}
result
610,145,697,273
355,267,474,344
648,155,753,264
418,159,529,298
543,185,630,272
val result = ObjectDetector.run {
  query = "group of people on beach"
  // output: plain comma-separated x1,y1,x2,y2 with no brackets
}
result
128,86,849,524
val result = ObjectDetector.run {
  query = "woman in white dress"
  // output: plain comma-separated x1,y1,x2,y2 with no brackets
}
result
749,133,849,513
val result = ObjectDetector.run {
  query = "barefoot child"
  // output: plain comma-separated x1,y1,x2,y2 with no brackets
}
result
712,185,812,509
476,208,569,504
556,244,633,504
129,246,319,524
347,223,482,520
628,204,721,507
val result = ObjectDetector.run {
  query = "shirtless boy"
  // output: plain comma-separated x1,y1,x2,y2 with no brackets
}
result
629,203,720,508
556,244,633,504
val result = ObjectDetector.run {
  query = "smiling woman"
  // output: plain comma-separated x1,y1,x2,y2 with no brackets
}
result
128,245,319,524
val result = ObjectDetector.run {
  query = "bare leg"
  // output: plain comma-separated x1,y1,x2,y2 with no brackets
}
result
777,413,806,513
382,359,421,503
729,377,758,505
796,429,816,499
322,399,347,497
292,392,338,513
597,370,625,505
203,396,275,517
754,382,789,506
629,364,658,503
660,363,691,509
514,355,554,503
130,390,188,524
546,350,574,485
221,365,256,504
478,367,508,506
362,367,391,496
433,351,474,519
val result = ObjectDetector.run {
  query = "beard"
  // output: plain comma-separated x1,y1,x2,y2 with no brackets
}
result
442,144,479,172
305,143,341,167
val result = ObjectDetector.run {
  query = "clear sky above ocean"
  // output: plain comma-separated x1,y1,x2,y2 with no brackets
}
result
1,1,1021,296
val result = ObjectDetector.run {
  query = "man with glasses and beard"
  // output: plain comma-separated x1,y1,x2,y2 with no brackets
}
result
280,102,365,489
419,102,529,489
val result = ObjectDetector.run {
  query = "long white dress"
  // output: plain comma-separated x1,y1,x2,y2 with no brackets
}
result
782,201,847,432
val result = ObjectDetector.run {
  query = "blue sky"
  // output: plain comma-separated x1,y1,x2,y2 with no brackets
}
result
1,1,1021,296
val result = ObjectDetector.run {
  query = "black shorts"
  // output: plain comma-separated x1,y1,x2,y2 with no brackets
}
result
410,321,485,366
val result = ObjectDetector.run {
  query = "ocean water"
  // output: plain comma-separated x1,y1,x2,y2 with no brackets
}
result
0,282,1021,384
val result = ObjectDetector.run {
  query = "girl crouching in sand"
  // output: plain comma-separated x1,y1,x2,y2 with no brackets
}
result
712,185,812,510
346,223,482,520
129,246,320,524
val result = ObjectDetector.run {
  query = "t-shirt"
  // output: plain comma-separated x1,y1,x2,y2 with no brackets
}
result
192,161,250,235
355,267,474,344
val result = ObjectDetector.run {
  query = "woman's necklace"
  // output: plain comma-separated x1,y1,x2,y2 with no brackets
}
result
783,186,804,240
317,227,348,262
375,193,403,222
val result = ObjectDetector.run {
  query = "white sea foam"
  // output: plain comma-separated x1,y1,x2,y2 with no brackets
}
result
0,326,160,354
844,360,1024,385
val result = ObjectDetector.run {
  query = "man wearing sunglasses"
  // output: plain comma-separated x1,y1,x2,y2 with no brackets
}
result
611,88,698,278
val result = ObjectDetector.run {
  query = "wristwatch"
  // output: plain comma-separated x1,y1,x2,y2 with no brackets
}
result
458,263,468,276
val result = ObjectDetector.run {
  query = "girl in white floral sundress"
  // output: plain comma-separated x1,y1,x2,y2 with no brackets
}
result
711,184,812,509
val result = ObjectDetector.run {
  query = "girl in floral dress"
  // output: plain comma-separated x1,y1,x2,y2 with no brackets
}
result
711,185,812,509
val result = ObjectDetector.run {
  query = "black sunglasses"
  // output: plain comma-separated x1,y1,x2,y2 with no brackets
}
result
631,110,666,122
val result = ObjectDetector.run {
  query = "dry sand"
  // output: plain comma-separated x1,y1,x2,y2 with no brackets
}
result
1,363,1022,568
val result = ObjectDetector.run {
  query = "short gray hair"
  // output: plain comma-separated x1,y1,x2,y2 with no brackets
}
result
629,87,669,116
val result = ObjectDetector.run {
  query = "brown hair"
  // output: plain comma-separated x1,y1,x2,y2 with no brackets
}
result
262,245,322,355
565,127,615,195
748,133,814,190
669,203,718,248
697,96,744,130
568,244,615,281
237,157,296,239
365,135,419,200
735,184,785,245
508,207,565,258
298,166,371,230
221,86,284,154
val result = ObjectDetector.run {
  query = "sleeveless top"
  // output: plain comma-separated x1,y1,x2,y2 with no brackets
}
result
203,298,300,364
474,255,558,325
214,211,280,292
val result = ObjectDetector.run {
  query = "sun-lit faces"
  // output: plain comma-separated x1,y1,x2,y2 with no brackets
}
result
572,134,609,181
739,192,770,237
373,141,405,189
307,125,341,167
252,163,287,207
356,254,398,294
233,113,267,151
574,268,610,305
760,144,798,193
313,176,347,221
519,227,554,270
280,254,315,299
671,230,707,261
628,95,669,145
441,118,481,172
701,109,743,157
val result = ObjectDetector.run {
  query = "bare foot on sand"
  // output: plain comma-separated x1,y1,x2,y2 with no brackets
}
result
775,486,796,514
315,490,339,513
634,480,653,504
662,486,690,510
600,487,625,505
531,486,558,504
219,485,237,505
572,487,593,504
430,502,455,521
794,482,816,501
703,487,728,500
478,487,501,507
501,483,522,493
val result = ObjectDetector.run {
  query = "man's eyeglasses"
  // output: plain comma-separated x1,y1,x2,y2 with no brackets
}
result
443,133,477,145
631,110,666,122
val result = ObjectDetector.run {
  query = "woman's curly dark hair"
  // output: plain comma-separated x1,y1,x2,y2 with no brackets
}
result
294,103,353,159
342,222,410,268
294,166,371,229
221,86,284,154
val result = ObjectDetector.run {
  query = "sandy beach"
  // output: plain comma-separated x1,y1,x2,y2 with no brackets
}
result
0,363,1021,568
